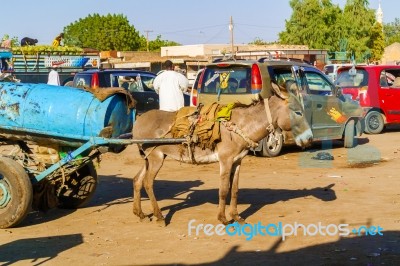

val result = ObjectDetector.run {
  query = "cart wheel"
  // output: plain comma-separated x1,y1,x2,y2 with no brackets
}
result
58,162,97,209
0,157,33,229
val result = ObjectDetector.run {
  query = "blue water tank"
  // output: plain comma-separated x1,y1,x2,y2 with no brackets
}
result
0,82,134,145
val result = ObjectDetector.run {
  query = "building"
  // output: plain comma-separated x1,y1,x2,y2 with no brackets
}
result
381,42,400,65
99,44,329,85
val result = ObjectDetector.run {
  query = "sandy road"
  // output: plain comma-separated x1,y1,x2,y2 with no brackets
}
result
1,128,400,265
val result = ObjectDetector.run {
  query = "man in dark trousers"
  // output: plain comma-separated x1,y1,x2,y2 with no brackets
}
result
20,37,38,46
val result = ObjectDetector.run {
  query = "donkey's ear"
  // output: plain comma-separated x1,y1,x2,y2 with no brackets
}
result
271,81,288,99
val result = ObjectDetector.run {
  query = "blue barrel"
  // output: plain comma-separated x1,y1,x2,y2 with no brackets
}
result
0,82,134,146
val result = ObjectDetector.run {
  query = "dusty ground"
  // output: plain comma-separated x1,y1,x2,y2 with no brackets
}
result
1,127,400,266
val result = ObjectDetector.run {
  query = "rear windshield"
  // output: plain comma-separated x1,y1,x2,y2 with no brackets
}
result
336,69,369,88
200,66,251,94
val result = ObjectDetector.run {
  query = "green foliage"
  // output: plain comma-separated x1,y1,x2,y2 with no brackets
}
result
63,13,142,51
384,18,400,46
138,35,180,51
279,0,383,62
341,0,376,61
368,23,385,62
279,0,342,51
248,37,278,45
2,34,20,47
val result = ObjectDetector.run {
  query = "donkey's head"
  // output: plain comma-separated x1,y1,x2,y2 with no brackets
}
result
269,82,313,148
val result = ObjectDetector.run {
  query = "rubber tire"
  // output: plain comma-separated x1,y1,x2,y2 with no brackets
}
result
344,120,355,148
258,130,283,157
0,157,33,229
58,162,97,209
364,111,384,134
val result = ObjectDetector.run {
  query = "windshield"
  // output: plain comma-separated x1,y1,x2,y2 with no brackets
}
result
200,66,251,94
336,69,368,88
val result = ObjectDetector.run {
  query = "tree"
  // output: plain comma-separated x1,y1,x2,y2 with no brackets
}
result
384,18,400,46
368,22,385,62
138,35,180,51
2,34,20,47
63,14,142,51
248,37,278,45
279,0,342,51
279,0,385,62
341,0,376,62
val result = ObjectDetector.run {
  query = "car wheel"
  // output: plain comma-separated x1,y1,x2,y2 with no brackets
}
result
364,111,384,134
257,129,283,157
344,120,355,148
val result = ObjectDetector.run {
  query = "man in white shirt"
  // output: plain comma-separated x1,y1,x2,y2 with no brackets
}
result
153,60,189,111
47,68,60,86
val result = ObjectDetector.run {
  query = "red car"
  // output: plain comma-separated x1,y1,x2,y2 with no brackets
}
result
336,65,400,134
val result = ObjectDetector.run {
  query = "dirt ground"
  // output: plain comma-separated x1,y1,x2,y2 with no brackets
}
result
1,127,400,266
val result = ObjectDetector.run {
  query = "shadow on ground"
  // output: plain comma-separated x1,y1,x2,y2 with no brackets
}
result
149,231,400,265
0,233,83,265
19,174,336,227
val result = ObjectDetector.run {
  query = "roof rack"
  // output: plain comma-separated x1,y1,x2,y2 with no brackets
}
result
258,56,312,65
212,55,249,63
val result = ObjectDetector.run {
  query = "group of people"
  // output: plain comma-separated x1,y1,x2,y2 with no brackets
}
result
2,32,64,47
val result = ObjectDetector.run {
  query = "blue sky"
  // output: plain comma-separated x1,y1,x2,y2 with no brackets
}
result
1,0,396,46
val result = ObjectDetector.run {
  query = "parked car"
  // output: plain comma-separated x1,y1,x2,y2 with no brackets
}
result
192,59,364,157
72,69,190,114
323,63,353,82
336,64,400,134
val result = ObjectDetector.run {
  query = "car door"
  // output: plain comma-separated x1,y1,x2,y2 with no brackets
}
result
298,67,344,140
378,69,400,123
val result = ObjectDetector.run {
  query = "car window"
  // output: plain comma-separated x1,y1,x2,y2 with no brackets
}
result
200,67,251,94
336,69,368,88
269,66,299,94
115,74,156,93
381,69,400,88
75,75,91,88
324,65,334,74
304,71,333,95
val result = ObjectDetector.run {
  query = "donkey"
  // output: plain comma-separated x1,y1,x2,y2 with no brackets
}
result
131,91,313,225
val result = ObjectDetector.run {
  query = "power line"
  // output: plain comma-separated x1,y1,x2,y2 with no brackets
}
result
157,24,226,35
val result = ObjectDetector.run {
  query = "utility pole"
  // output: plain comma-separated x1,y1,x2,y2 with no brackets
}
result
229,16,234,59
144,30,153,52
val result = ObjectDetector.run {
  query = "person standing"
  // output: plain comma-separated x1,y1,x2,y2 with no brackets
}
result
47,68,60,85
153,60,189,111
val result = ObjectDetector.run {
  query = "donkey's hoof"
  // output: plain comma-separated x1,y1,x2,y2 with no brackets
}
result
140,216,152,223
218,217,230,225
155,217,166,227
235,217,246,225
231,214,245,224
